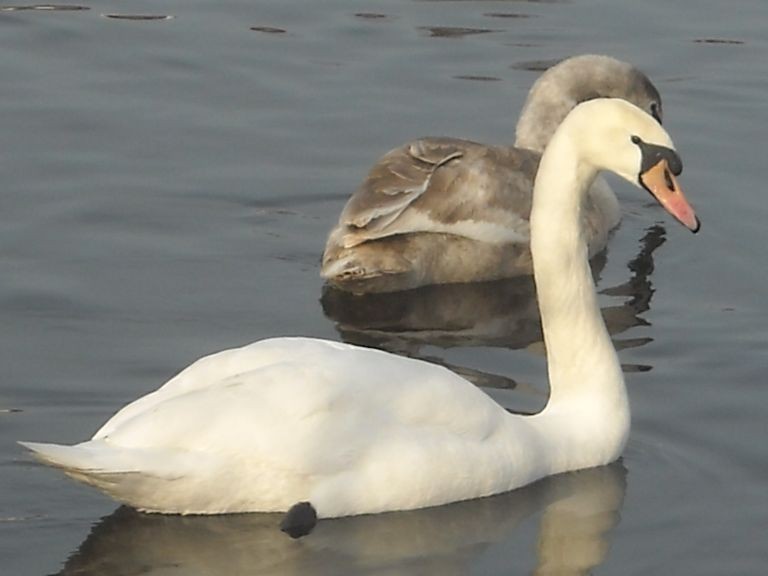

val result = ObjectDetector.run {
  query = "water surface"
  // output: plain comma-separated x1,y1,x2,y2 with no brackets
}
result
1,0,766,574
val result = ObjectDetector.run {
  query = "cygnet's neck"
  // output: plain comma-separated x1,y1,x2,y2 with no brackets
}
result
527,119,630,467
515,89,578,153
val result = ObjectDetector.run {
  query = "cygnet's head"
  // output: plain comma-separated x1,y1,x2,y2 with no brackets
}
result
516,55,663,152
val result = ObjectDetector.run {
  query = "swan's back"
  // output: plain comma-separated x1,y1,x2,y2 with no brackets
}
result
102,338,506,444
97,338,505,441
94,337,353,439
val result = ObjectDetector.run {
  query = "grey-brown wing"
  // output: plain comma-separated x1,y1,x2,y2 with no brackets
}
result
337,138,466,245
334,138,541,248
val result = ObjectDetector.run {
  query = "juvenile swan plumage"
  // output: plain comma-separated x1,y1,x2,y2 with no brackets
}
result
321,55,664,293
21,100,699,533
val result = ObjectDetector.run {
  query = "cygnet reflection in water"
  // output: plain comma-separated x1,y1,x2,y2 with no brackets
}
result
55,463,627,576
322,224,667,387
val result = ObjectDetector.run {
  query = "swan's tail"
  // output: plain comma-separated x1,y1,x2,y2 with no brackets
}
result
19,440,195,511
19,440,159,475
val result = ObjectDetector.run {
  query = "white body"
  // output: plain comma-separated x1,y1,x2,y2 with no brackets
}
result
23,99,693,518
23,337,626,517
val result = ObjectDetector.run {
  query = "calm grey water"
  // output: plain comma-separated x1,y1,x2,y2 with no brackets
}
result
1,0,766,574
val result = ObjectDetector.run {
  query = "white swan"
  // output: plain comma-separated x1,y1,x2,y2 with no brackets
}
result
321,55,664,293
21,99,699,536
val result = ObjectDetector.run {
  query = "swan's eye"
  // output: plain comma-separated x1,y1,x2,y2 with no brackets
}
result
631,135,642,145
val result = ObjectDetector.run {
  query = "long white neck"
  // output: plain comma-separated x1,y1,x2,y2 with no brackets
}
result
527,120,630,469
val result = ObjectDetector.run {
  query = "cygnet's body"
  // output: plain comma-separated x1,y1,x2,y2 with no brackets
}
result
322,55,663,293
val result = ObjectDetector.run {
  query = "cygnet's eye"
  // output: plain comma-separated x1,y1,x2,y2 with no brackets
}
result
650,102,661,123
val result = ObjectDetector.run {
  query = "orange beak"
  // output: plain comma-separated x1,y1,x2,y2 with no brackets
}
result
640,159,700,232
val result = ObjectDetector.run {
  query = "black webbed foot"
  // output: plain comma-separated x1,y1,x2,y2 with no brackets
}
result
280,501,317,538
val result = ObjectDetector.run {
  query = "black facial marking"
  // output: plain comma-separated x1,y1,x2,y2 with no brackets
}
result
664,168,675,190
631,136,682,176
280,501,318,539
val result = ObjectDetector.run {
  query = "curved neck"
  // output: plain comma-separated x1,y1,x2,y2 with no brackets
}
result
528,124,629,465
513,56,646,153
515,90,576,153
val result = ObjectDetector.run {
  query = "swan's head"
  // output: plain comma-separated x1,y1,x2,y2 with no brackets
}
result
571,98,700,233
516,55,663,151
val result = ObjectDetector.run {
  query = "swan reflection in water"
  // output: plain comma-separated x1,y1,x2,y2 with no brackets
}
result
57,462,626,576
322,224,667,392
